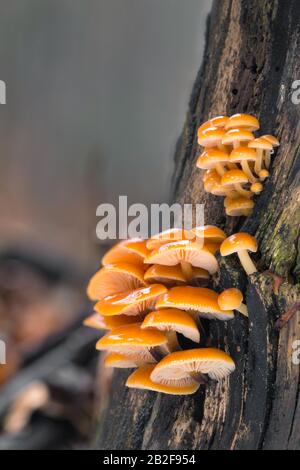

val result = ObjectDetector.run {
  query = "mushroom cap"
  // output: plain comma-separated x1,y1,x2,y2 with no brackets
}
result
102,238,150,266
203,169,221,192
259,169,270,179
191,225,226,243
96,323,168,362
87,262,147,301
104,352,139,368
87,312,138,329
95,284,168,316
196,148,229,169
221,169,249,186
250,182,263,194
248,137,273,150
197,116,229,134
203,242,221,255
144,241,219,274
146,228,193,251
126,364,200,395
210,182,233,196
261,134,279,147
230,146,257,162
225,113,260,131
144,264,186,285
83,313,107,330
141,308,200,343
151,348,236,385
224,197,254,216
220,232,258,256
218,288,243,311
222,129,254,145
156,286,234,321
197,127,226,147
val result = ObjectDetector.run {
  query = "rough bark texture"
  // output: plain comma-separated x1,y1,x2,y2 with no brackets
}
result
94,0,300,450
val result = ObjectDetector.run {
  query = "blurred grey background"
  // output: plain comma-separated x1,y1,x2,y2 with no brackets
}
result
0,0,212,272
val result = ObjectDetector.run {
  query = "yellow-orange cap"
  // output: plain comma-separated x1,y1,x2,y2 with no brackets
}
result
221,169,249,186
144,240,219,274
261,134,279,147
203,169,221,192
196,148,229,169
220,232,258,256
224,197,254,216
225,114,259,131
126,365,200,395
102,238,150,266
222,129,254,145
146,228,193,251
151,348,235,385
87,262,146,301
197,127,226,147
144,264,186,285
230,146,257,162
96,323,168,363
218,288,243,310
248,137,273,150
250,182,263,194
141,308,200,343
191,225,226,243
156,286,234,321
104,352,139,368
95,284,167,317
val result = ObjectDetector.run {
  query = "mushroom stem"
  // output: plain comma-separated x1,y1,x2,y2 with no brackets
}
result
236,303,248,317
264,149,273,169
165,331,181,352
237,250,257,275
233,184,253,198
215,162,226,176
254,149,263,175
241,160,257,183
189,371,208,384
181,261,194,281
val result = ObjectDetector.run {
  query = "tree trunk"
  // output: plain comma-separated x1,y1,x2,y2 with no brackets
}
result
94,0,300,450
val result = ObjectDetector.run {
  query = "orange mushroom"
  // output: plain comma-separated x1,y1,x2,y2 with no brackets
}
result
224,196,254,217
87,262,146,301
218,288,248,317
225,113,259,132
102,238,150,267
221,169,252,198
126,364,200,395
220,232,258,275
248,137,273,175
146,228,193,251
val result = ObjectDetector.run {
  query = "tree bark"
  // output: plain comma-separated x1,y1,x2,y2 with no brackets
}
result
94,0,300,450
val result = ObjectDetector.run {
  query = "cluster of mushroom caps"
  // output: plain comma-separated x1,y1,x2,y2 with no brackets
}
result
196,114,279,216
85,227,258,395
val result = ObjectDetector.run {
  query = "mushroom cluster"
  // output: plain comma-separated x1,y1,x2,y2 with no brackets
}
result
84,227,257,395
196,114,279,216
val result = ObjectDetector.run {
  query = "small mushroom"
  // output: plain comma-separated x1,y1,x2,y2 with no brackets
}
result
144,240,219,282
95,284,167,317
218,288,248,317
141,308,200,348
220,232,258,275
126,364,200,395
197,126,227,152
224,196,254,217
197,147,230,176
144,264,186,286
191,225,227,244
250,182,263,194
156,286,234,321
197,115,229,134
150,348,236,386
248,137,273,175
261,134,279,169
96,323,168,363
230,146,258,182
225,113,260,132
202,168,221,192
259,169,270,181
221,169,253,198
87,262,147,301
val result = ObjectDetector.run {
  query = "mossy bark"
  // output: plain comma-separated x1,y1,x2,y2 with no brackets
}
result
94,0,300,450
